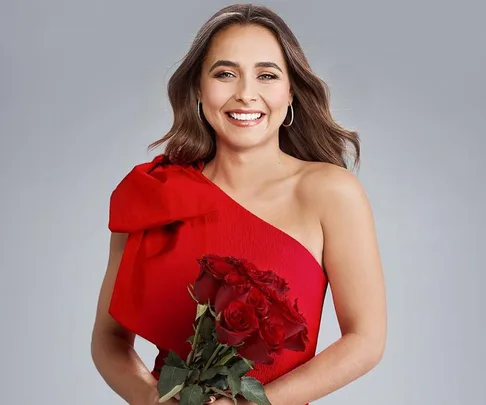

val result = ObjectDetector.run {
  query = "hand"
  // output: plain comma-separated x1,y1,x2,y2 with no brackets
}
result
205,395,217,404
154,391,231,405
211,398,235,405
211,396,250,405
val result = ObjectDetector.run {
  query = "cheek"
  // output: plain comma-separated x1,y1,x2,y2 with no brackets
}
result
200,81,232,110
262,85,291,113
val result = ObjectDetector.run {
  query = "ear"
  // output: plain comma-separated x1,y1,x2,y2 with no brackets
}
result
289,90,294,105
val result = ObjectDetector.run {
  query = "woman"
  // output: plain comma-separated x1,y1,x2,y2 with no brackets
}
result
91,4,387,405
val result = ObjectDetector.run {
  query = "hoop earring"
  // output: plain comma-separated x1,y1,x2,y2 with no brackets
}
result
197,99,202,121
282,103,294,127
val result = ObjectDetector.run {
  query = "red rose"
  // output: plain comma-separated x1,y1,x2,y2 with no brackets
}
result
271,296,308,350
237,331,274,364
216,301,259,346
246,287,269,317
266,273,290,296
198,255,239,280
225,272,252,294
192,254,309,364
236,296,308,363
194,256,243,305
214,273,251,315
194,270,221,305
259,313,285,353
238,262,289,297
283,327,309,351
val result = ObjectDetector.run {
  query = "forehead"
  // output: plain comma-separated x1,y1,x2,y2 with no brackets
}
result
204,24,287,68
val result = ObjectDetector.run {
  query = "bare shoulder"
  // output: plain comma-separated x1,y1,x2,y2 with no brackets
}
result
297,161,371,221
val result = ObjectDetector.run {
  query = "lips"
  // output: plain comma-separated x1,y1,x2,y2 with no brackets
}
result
224,110,266,127
227,112,263,120
226,110,266,121
225,109,266,114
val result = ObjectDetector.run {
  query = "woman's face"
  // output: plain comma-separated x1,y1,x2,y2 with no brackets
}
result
198,24,293,149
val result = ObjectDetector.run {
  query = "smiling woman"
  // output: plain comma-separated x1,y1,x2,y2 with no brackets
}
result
148,4,360,169
91,4,387,405
199,24,292,136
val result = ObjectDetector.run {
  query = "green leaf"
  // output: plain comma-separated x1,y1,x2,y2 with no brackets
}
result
227,370,241,397
196,303,208,320
207,386,232,398
158,383,184,404
179,385,205,405
200,365,229,381
204,374,228,391
201,341,219,363
164,350,187,369
229,358,252,377
240,377,272,405
214,348,236,366
242,357,255,370
157,365,191,398
199,315,215,341
187,369,201,385
192,349,203,363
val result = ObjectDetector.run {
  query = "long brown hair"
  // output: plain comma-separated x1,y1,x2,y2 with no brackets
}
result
148,3,360,170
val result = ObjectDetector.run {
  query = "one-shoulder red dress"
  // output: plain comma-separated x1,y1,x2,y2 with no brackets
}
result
108,154,328,386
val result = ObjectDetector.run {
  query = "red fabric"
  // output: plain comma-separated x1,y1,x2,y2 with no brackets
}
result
108,154,328,387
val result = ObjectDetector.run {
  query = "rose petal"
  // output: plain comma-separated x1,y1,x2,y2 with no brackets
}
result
283,329,309,351
237,333,274,364
216,322,253,346
214,284,249,315
200,255,239,279
194,271,221,305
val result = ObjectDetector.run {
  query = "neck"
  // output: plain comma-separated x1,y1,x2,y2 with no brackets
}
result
202,149,291,192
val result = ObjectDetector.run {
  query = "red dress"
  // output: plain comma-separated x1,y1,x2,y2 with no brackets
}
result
108,154,328,386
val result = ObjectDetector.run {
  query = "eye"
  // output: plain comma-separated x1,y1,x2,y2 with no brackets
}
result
258,73,278,81
214,71,235,79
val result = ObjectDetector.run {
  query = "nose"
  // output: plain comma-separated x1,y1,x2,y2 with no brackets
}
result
234,76,258,104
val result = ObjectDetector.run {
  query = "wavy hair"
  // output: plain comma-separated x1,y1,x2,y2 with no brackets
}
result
148,3,360,170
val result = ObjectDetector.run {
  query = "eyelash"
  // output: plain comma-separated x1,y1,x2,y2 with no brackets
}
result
215,71,278,81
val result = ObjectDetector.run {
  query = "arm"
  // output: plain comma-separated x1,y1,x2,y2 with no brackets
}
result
91,232,168,405
244,168,387,405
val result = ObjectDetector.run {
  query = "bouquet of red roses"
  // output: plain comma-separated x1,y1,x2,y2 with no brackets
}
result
157,255,309,405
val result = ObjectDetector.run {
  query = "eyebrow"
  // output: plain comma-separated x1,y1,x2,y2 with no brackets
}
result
208,60,283,73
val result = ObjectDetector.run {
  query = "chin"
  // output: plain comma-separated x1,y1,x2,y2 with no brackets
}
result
219,131,274,150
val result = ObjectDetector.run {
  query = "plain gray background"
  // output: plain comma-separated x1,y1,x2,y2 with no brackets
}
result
1,0,484,404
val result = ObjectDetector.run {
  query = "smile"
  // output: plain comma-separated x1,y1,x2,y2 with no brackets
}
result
228,112,262,121
225,111,266,127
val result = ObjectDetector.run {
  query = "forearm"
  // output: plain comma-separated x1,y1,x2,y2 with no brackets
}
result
91,332,159,405
262,333,383,405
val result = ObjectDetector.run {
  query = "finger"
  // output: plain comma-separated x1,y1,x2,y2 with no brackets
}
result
204,395,216,404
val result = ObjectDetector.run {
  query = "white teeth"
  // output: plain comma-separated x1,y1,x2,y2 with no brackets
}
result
228,112,262,121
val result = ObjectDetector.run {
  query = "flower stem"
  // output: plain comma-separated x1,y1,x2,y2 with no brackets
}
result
187,312,204,366
203,343,225,372
219,345,230,357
